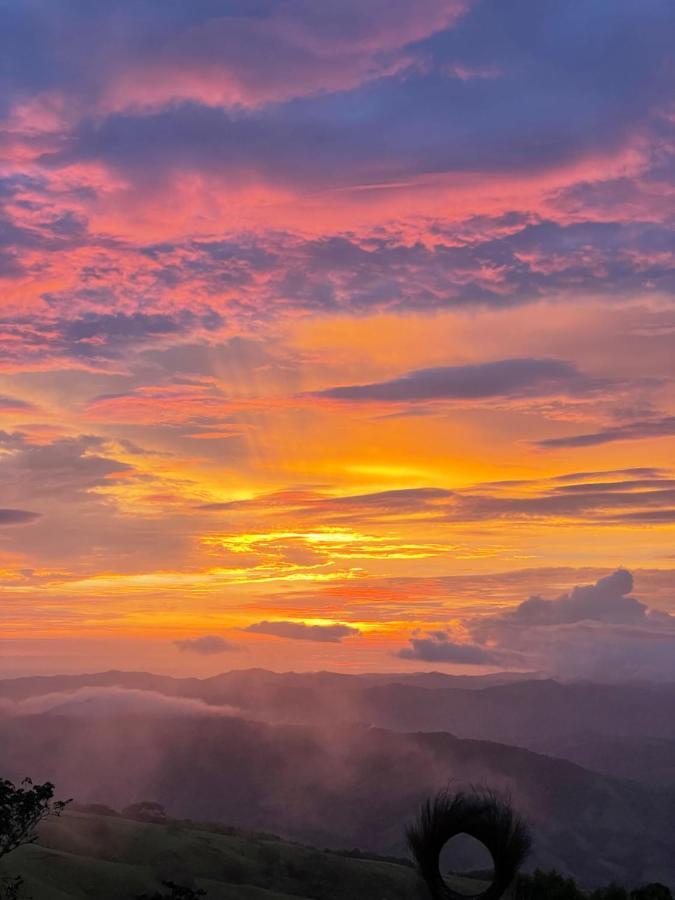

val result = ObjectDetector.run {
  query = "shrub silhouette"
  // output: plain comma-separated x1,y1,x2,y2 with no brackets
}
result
406,788,531,899
0,778,69,862
631,887,673,900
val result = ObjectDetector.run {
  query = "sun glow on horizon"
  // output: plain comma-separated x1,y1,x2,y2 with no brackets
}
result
0,0,674,678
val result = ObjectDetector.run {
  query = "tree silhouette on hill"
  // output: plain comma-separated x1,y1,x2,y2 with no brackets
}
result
0,778,69,862
0,778,70,900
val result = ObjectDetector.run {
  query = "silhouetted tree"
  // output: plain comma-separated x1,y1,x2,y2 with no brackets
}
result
406,788,531,900
122,802,167,823
514,872,672,900
590,886,629,900
514,869,583,899
631,887,673,900
135,882,205,900
0,778,69,861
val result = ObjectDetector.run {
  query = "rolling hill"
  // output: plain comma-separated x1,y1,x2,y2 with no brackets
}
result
1,809,436,899
1,670,674,889
0,711,673,887
2,670,673,748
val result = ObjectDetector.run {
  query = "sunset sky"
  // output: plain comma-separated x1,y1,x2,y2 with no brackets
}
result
1,0,674,678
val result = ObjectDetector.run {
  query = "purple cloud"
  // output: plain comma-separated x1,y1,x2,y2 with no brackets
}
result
0,508,41,525
466,570,675,681
535,416,675,449
397,632,501,665
505,569,646,627
0,395,33,411
174,635,240,655
245,620,360,642
314,358,601,403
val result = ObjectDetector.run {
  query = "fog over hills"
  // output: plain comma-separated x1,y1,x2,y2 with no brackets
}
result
2,667,673,750
1,669,674,888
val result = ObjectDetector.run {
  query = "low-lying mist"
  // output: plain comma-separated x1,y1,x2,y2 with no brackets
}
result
0,676,674,888
0,686,243,719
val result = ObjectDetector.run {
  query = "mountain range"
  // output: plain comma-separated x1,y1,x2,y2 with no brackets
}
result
1,669,673,889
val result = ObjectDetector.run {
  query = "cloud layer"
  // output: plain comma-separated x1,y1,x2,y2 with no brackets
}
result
398,570,675,681
0,1,674,675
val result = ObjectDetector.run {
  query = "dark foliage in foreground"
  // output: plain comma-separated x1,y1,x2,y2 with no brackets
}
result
2,778,673,900
589,883,673,900
407,788,531,900
135,882,205,900
514,870,673,900
0,779,69,861
514,869,584,898
0,877,24,900
629,887,674,900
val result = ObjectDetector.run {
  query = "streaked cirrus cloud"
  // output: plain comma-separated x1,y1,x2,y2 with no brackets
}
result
313,358,607,403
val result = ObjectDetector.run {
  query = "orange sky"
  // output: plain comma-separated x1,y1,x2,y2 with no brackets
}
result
1,0,674,677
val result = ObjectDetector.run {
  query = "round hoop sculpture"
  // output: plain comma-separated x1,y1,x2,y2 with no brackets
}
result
406,789,531,900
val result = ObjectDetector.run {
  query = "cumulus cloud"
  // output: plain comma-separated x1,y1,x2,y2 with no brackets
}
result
470,570,675,681
505,569,647,626
396,570,675,680
173,635,240,655
397,631,503,665
245,620,360,642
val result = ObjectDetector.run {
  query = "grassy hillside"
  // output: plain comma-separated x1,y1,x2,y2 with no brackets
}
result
0,810,487,900
2,711,674,887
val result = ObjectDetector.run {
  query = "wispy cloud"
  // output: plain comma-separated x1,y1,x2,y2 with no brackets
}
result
313,358,606,403
535,416,675,449
0,508,40,525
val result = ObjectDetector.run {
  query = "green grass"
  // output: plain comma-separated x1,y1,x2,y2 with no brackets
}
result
0,811,490,899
